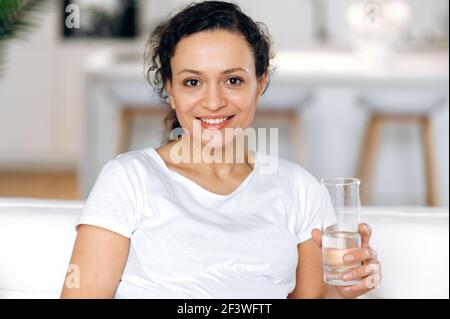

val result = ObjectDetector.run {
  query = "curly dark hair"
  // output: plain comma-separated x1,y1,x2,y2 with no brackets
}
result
144,0,275,144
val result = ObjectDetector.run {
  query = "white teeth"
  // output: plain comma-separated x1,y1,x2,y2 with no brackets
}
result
200,117,228,124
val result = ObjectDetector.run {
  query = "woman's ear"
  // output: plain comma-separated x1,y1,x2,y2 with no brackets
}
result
255,73,269,108
257,73,269,96
165,81,175,110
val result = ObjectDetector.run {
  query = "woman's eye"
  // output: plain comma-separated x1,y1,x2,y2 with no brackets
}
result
184,77,243,88
184,79,200,87
226,77,243,86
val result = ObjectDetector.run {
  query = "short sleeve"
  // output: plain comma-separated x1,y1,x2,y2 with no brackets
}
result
75,159,137,238
294,178,337,244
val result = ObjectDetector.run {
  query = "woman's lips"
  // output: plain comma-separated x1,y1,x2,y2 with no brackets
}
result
195,115,236,130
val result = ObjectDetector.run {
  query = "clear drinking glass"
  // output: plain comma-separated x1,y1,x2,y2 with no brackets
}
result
320,177,362,286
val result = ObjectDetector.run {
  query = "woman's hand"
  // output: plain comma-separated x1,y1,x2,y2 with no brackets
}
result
311,223,382,299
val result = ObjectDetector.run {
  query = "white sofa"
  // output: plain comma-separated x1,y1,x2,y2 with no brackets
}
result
0,197,448,299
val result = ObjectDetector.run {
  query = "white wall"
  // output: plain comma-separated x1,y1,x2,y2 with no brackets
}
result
0,3,146,170
0,0,448,205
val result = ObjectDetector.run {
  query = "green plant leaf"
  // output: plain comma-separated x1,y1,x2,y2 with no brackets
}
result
0,0,50,77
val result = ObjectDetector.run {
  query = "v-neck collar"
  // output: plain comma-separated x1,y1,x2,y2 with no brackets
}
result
147,147,258,200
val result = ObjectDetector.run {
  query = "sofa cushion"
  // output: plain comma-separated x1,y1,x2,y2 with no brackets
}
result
360,206,449,299
0,198,448,298
0,198,82,298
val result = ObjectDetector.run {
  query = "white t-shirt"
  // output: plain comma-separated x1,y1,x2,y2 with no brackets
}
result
75,147,335,299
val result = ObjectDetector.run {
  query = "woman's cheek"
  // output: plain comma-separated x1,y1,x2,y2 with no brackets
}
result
174,97,198,124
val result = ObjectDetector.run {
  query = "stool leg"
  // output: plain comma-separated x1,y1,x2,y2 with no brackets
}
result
419,116,439,206
116,107,132,155
289,109,303,166
357,114,384,205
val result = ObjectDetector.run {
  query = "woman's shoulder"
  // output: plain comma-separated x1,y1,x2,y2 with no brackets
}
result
113,147,151,163
103,147,161,178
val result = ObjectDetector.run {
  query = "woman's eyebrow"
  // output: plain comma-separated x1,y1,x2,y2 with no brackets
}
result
177,67,248,75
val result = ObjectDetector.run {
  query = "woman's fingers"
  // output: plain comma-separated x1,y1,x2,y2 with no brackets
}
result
343,247,377,264
342,261,381,282
339,271,382,296
311,228,322,248
336,224,381,298
358,223,373,248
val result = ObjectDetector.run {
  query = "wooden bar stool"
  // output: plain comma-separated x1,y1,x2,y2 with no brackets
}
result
115,104,169,155
356,91,446,206
256,86,312,165
108,80,169,155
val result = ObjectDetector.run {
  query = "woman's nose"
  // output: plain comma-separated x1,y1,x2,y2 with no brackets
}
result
202,85,226,111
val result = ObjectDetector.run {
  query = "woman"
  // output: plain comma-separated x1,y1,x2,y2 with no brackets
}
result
61,1,381,299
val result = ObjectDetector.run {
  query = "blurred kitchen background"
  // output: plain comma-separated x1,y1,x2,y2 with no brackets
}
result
0,0,448,207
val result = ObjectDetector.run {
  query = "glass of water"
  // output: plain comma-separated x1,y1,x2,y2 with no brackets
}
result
320,177,362,286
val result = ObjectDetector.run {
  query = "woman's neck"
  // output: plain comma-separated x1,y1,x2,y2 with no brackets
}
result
164,137,255,177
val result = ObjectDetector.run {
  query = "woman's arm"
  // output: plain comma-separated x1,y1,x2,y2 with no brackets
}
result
287,238,327,299
288,239,352,299
60,224,130,298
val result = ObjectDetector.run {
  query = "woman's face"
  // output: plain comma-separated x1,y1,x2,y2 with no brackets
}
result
165,30,268,150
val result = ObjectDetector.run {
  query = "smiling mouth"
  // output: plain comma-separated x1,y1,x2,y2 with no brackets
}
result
195,115,236,124
194,115,236,128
